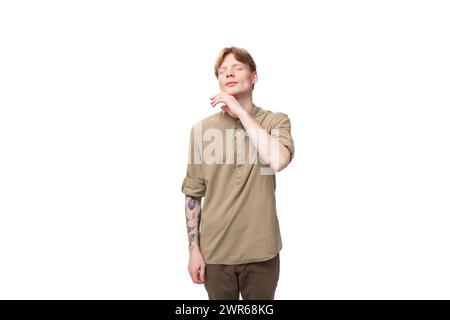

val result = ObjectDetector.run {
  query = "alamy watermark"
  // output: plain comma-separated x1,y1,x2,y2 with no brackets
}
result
188,121,281,175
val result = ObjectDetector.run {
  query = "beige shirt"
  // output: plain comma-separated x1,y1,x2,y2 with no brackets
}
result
181,103,295,264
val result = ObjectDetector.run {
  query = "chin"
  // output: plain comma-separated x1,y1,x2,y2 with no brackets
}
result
225,87,244,95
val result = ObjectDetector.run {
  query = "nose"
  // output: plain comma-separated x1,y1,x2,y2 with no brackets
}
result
226,70,235,77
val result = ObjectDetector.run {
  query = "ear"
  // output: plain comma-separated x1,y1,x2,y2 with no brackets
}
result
252,71,258,85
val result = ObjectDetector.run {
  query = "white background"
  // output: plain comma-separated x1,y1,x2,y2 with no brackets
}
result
1,0,449,299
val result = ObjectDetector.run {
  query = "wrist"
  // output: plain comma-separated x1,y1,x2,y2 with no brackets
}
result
189,246,201,255
237,108,249,120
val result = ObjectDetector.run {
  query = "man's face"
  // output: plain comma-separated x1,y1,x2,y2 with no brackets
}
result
217,54,257,96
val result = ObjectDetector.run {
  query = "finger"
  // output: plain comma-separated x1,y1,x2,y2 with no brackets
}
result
211,99,222,107
195,268,201,284
189,270,197,283
211,96,221,103
189,268,200,284
223,106,233,115
199,264,205,283
222,105,231,113
221,105,229,114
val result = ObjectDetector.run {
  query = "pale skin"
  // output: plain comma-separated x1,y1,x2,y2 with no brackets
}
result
210,53,291,172
185,195,205,284
186,53,292,284
209,94,291,172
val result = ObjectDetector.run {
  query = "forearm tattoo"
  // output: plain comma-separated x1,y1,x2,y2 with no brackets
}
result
185,195,201,252
188,197,196,210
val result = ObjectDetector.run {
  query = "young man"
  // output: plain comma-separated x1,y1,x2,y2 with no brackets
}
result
181,46,295,300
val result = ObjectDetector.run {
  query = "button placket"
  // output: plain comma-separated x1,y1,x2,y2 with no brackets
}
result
234,121,245,180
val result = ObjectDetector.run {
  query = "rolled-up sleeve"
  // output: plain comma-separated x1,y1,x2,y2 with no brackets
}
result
181,124,206,198
270,112,295,162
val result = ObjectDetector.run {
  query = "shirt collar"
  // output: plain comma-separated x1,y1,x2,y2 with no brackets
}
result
221,103,261,119
249,103,261,118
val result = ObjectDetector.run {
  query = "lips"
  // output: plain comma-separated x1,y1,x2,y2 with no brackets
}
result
226,81,238,86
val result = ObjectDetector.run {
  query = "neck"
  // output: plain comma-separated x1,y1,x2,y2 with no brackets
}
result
234,93,254,114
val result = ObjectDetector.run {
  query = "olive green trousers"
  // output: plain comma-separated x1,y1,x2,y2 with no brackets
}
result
204,253,280,300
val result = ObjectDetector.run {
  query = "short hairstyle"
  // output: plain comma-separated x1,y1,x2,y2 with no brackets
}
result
214,46,257,90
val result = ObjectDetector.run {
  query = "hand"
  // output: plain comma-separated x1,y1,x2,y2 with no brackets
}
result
209,93,246,119
188,249,206,284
